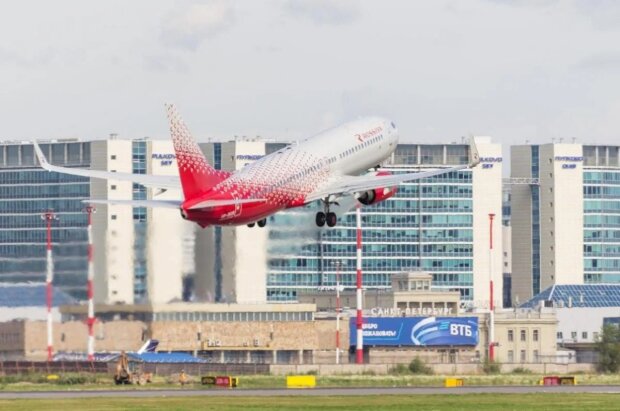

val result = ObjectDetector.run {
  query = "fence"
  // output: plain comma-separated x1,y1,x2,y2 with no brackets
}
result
0,361,108,375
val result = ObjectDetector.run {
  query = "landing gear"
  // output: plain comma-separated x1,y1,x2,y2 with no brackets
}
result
257,218,267,227
316,196,339,228
247,222,255,227
315,212,326,227
326,212,337,227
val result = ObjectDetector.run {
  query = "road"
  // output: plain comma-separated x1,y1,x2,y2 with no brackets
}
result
2,385,620,399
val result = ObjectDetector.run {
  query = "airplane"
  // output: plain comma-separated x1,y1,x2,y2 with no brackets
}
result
53,339,160,362
34,104,480,228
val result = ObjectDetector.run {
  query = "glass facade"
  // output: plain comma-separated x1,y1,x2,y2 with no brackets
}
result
266,144,475,302
0,142,90,298
583,146,620,284
132,141,148,301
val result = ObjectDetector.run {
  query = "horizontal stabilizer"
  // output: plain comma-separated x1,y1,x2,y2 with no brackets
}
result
83,199,181,209
188,198,267,210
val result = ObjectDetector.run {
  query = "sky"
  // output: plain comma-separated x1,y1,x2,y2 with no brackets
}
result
2,0,620,147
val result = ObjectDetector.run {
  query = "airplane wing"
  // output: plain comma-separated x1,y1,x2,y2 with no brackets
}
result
306,138,481,203
34,142,181,190
84,198,267,210
84,199,182,209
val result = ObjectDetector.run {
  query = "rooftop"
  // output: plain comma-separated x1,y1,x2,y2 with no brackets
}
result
520,284,620,309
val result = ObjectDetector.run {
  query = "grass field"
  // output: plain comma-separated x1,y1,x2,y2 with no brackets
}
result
1,394,620,411
3,373,620,391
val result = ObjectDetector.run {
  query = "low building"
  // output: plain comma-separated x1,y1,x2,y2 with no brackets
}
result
520,284,620,362
299,272,460,315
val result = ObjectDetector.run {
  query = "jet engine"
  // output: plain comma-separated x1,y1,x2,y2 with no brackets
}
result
356,171,398,205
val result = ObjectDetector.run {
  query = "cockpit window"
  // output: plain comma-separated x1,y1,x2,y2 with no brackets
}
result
391,122,396,129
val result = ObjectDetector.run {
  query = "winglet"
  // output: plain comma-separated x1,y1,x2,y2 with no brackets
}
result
469,137,481,168
33,141,52,170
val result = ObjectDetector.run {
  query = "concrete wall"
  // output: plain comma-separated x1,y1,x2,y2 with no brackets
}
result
472,137,503,308
4,320,146,360
150,320,341,352
539,144,584,288
270,362,595,375
147,140,188,303
91,140,135,305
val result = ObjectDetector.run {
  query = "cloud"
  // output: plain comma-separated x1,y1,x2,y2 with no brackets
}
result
485,0,559,7
576,51,620,70
143,53,190,73
284,0,361,25
0,47,55,68
161,0,236,51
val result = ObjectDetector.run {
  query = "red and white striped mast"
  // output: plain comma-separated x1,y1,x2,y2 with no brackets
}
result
355,206,364,364
84,205,96,361
41,210,58,362
488,213,496,362
334,261,342,365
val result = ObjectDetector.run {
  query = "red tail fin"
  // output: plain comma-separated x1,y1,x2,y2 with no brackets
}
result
165,104,228,199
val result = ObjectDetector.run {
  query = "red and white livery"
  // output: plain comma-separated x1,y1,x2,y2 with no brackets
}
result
34,105,480,228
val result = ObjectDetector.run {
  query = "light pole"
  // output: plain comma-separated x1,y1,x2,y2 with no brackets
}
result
332,261,342,365
41,210,58,362
355,206,364,364
488,213,496,362
84,205,96,361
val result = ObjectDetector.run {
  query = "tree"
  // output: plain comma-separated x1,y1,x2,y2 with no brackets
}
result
595,324,620,373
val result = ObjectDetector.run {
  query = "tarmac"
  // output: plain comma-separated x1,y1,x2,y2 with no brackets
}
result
2,385,620,399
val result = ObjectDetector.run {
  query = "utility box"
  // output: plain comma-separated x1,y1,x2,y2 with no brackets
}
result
444,378,464,388
286,375,316,389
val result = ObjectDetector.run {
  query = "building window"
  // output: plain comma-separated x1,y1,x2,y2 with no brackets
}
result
111,185,116,190
571,331,577,339
111,155,117,160
520,330,526,342
508,350,514,363
557,332,563,339
533,350,539,363
582,332,588,340
520,350,526,363
593,332,599,341
111,215,117,220
533,329,539,342
508,329,514,342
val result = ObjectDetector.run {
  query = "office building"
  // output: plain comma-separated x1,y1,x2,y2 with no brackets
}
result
511,144,620,303
90,138,194,305
194,138,502,306
0,141,91,298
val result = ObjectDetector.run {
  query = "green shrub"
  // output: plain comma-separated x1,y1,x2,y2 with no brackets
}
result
388,364,410,375
408,357,433,375
596,324,620,373
511,367,532,374
482,359,501,374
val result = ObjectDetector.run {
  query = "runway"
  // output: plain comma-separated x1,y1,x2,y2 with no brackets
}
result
2,385,620,399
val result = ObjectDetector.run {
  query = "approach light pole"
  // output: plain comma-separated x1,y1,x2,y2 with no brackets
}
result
84,205,96,361
488,213,496,362
355,206,364,364
41,210,58,362
333,260,342,365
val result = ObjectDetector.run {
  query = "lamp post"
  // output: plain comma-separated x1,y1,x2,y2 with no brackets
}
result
84,205,96,361
488,213,496,362
355,206,364,364
41,210,58,362
332,261,342,365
